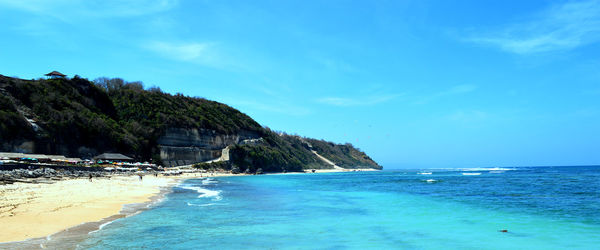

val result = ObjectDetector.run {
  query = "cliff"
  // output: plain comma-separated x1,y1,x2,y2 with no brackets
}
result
0,74,381,171
158,128,260,167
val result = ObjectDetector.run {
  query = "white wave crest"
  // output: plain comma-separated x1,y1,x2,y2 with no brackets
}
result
460,167,515,171
179,184,222,200
187,202,226,207
202,178,218,185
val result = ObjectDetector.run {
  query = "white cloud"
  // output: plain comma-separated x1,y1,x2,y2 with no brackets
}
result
414,84,477,104
312,56,358,73
466,0,600,54
0,0,178,20
225,99,312,116
439,84,477,96
145,41,212,62
316,94,398,107
446,110,489,122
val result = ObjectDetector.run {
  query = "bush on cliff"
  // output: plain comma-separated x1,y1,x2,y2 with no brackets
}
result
0,74,381,171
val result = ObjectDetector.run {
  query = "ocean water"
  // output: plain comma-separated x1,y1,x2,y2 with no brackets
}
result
78,166,600,249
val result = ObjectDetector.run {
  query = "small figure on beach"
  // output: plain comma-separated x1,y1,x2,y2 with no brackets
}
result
89,173,92,182
139,174,143,181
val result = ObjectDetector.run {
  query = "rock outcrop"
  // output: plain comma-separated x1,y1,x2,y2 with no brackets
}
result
157,128,260,167
0,74,382,171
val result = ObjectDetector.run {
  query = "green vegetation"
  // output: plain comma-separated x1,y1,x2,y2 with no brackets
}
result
94,77,263,162
0,74,381,171
0,75,261,161
193,161,230,171
228,130,330,172
224,130,381,172
0,92,35,141
305,138,382,169
0,75,132,156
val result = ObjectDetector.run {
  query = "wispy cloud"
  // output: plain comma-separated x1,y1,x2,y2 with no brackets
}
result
466,0,600,54
312,56,358,73
144,41,254,71
0,0,178,20
446,110,489,122
0,0,179,44
145,41,213,62
316,94,399,107
414,84,477,104
225,99,312,116
437,84,477,96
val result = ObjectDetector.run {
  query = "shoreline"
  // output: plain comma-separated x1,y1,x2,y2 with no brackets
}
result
0,175,183,246
0,168,378,248
0,183,175,249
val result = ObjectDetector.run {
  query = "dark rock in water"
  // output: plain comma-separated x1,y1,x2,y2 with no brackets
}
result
256,168,263,175
499,229,508,233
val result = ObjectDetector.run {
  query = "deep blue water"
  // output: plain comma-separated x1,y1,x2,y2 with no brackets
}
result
79,166,600,249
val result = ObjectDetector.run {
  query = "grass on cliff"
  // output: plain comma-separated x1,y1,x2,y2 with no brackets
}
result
0,74,380,171
0,75,263,161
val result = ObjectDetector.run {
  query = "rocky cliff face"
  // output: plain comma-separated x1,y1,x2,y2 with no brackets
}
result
157,128,260,167
1,75,381,171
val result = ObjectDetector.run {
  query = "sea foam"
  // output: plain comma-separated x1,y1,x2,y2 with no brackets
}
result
187,202,226,207
202,178,218,185
178,184,222,200
459,167,515,171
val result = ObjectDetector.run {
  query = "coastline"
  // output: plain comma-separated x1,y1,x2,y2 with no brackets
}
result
0,175,183,246
0,168,378,248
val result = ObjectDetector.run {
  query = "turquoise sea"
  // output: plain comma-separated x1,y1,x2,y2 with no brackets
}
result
79,166,600,249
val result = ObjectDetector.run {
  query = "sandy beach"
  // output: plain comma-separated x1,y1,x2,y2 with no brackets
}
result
0,175,180,243
0,169,376,245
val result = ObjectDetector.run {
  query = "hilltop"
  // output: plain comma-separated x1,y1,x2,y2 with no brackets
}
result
0,74,381,172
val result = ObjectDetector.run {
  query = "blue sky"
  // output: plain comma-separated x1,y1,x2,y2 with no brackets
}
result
1,0,599,168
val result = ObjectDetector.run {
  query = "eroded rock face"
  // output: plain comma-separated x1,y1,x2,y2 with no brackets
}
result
158,146,221,167
158,128,259,167
1,140,35,154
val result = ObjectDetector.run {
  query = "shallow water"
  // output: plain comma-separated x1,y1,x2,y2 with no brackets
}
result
79,166,600,249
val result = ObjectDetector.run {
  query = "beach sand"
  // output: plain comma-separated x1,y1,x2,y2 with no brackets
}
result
0,169,377,245
0,175,178,243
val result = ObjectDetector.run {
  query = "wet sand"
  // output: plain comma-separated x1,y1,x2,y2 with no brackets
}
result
0,175,176,244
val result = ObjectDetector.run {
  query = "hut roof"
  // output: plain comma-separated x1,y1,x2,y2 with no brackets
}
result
46,155,67,160
93,153,134,161
65,158,82,162
0,153,69,160
45,71,66,77
0,152,25,159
